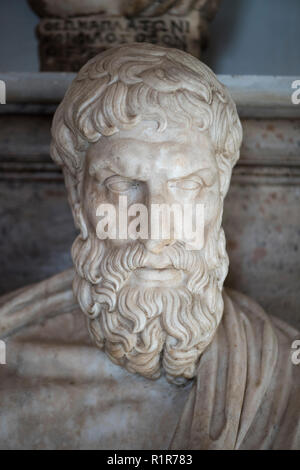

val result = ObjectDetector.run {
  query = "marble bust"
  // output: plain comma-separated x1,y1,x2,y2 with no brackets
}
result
0,43,299,450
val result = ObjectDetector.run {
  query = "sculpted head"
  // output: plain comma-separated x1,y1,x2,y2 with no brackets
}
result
51,43,242,384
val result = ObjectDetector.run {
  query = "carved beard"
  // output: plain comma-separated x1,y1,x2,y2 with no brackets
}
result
72,223,228,384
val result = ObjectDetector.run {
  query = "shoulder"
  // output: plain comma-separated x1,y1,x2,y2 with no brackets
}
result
220,288,300,449
0,269,78,339
223,286,300,342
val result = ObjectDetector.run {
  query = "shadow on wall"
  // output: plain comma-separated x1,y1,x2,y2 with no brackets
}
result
203,0,244,72
0,0,39,72
204,0,300,75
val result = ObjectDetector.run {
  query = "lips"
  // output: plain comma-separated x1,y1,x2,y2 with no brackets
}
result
143,251,174,269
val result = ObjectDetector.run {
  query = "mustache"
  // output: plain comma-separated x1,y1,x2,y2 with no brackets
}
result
72,236,210,315
73,237,207,284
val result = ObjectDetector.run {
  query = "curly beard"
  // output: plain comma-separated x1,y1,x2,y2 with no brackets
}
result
72,226,228,384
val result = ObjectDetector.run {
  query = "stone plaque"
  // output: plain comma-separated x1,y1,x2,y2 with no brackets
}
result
37,12,202,71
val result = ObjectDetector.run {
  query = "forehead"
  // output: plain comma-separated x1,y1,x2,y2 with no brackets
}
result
87,121,217,180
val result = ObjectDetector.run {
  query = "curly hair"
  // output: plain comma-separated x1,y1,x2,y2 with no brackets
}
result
51,42,242,213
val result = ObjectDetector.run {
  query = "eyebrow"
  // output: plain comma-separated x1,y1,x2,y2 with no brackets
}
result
91,164,148,183
89,140,216,181
168,168,216,185
92,166,216,189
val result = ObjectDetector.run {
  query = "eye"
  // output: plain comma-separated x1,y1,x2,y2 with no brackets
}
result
168,179,202,191
105,176,139,194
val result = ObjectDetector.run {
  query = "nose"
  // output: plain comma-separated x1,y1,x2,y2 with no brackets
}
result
143,186,175,254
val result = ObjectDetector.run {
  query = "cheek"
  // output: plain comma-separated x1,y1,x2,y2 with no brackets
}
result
83,179,107,230
199,185,221,226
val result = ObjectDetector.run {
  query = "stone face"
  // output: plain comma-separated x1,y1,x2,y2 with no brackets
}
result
28,0,222,71
0,44,299,449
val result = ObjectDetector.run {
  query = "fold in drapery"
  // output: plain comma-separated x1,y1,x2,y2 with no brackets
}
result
170,289,300,450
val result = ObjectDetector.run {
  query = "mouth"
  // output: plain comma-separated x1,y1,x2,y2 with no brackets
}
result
133,267,182,283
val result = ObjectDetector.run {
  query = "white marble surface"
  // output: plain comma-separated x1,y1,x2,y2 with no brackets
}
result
0,305,191,450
